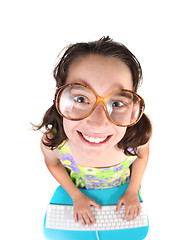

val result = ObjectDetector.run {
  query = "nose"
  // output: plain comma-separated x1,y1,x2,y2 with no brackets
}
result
86,103,110,127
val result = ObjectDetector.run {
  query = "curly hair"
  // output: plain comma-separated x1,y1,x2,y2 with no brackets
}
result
34,36,152,156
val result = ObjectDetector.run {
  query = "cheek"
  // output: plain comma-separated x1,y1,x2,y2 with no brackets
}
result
63,118,72,137
116,127,127,141
63,118,79,137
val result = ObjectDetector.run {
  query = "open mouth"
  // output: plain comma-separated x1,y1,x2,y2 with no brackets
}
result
77,131,112,144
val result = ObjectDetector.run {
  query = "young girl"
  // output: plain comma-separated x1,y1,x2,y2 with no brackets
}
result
36,36,152,227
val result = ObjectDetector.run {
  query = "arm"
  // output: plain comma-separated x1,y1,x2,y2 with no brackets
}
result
116,141,150,220
41,139,82,201
126,141,149,194
41,135,100,225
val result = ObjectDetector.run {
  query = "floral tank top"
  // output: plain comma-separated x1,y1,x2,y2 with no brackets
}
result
58,141,137,190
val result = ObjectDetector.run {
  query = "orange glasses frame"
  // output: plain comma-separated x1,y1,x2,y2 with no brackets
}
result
54,83,145,127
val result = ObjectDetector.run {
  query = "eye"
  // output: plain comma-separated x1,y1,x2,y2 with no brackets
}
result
74,95,89,103
112,101,125,107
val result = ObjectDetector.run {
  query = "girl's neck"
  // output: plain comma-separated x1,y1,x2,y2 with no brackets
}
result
67,140,126,168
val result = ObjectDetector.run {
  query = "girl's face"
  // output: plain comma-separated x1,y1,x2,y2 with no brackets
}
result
63,55,133,159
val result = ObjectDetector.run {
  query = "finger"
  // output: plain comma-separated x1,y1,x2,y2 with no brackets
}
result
74,212,78,223
87,210,96,224
78,214,86,226
116,200,123,212
82,212,93,226
123,205,130,220
132,209,138,220
137,205,141,217
128,208,135,221
134,205,141,219
90,200,101,210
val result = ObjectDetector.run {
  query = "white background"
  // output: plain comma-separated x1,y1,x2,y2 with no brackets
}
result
1,0,188,239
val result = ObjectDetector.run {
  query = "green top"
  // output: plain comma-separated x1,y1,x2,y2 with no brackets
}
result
58,141,138,190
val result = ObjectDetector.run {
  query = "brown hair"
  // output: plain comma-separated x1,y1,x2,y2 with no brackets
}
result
34,36,152,155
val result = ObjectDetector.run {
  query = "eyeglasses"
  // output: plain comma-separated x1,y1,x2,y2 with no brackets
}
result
54,83,145,127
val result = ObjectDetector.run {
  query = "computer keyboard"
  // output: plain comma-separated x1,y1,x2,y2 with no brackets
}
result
45,203,148,231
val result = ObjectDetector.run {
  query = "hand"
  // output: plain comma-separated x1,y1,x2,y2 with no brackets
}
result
116,192,141,221
73,194,101,226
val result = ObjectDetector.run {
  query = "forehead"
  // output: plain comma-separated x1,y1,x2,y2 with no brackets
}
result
66,55,133,96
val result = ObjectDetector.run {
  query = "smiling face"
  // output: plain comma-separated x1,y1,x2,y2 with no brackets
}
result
63,54,133,162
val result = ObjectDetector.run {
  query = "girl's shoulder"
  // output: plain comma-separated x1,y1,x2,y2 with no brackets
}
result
40,134,62,164
137,141,150,158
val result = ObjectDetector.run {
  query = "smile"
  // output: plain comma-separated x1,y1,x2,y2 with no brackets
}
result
77,131,112,145
82,133,108,143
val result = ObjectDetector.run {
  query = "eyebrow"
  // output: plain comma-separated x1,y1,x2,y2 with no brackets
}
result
68,84,92,94
70,85,86,90
113,91,133,99
67,79,133,97
68,79,90,87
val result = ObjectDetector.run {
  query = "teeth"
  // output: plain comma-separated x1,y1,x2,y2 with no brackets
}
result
82,133,108,143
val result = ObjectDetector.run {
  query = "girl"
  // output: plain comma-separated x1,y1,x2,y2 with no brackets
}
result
36,36,152,227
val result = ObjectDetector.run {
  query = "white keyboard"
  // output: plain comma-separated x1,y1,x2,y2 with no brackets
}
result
45,203,148,231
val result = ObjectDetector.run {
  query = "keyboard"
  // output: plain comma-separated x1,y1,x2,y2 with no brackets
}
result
45,203,148,231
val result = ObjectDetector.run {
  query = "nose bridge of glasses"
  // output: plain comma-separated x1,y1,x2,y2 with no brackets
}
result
95,95,108,110
92,95,113,122
88,96,111,125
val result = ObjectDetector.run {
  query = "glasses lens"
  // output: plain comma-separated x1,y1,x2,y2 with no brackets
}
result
57,84,96,119
107,90,143,126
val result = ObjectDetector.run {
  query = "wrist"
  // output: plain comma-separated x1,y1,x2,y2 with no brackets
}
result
71,189,85,202
125,180,141,195
125,185,139,195
125,190,138,196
